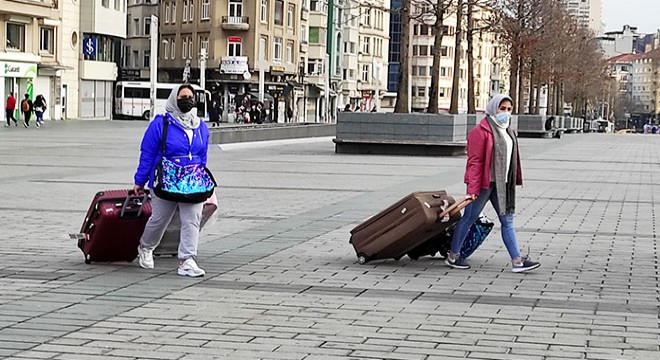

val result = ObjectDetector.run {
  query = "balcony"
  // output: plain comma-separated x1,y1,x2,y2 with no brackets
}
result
221,16,249,31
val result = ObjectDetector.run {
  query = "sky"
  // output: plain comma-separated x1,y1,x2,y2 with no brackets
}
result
601,0,660,34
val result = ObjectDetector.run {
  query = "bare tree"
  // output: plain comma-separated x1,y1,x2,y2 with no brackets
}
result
421,0,456,113
449,0,464,114
394,0,412,113
490,0,547,114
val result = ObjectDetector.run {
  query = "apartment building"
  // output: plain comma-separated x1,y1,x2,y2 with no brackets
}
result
561,0,602,35
597,25,640,58
80,0,127,119
408,5,502,112
0,0,64,122
631,49,660,116
340,0,389,112
123,0,159,81
159,0,304,123
304,0,343,122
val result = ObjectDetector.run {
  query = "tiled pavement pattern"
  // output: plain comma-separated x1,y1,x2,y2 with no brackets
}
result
0,120,658,360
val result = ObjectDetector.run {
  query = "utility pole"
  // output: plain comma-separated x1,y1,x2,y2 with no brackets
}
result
326,0,335,123
149,14,158,120
259,39,265,103
199,48,207,91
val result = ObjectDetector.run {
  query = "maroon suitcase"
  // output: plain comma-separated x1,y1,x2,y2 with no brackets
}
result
349,191,470,264
74,190,152,264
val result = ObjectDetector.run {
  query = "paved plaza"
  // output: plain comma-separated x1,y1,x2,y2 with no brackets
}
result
0,120,659,360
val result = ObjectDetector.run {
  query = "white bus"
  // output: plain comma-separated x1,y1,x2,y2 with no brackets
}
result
114,81,210,120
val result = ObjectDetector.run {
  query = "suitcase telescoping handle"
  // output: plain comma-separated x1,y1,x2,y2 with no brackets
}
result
436,196,473,222
121,189,150,218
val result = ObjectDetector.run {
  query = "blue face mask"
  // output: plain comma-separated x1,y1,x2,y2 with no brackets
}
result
495,112,511,124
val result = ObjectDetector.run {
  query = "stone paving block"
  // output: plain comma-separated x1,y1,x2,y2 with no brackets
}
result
8,350,61,359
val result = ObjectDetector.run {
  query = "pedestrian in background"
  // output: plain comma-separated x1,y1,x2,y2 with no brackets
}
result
33,95,47,128
20,94,33,128
133,84,213,277
446,94,540,273
208,99,221,127
5,92,17,127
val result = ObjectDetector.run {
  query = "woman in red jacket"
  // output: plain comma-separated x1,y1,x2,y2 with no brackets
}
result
446,94,540,273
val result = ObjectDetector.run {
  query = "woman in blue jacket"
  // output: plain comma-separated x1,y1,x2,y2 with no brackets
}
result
133,84,210,277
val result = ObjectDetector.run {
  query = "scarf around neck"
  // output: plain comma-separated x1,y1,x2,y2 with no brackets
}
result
165,85,200,130
487,115,518,215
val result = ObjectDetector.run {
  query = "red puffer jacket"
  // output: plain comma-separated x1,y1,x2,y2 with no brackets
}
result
464,118,523,196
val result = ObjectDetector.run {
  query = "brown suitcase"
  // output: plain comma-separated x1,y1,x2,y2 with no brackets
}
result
349,191,471,264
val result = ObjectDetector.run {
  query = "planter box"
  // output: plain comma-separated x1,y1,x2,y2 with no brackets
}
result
210,123,335,144
335,113,467,156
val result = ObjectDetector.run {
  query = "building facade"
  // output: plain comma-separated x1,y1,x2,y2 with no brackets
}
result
406,3,502,113
0,0,64,122
561,0,602,35
80,0,127,119
597,25,640,58
159,0,305,123
339,0,389,112
631,49,660,116
123,0,159,81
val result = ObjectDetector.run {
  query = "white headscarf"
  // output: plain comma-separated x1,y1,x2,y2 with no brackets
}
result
165,84,200,130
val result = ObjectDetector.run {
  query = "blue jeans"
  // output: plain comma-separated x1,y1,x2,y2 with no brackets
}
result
450,183,521,259
35,111,44,124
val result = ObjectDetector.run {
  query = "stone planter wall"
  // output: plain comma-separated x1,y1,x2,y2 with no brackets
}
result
337,113,468,143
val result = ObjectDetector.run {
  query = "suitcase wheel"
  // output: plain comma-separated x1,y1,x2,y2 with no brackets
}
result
357,254,368,265
84,258,91,264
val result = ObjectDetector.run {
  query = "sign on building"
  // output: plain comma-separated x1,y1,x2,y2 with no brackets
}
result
83,38,97,57
220,56,249,75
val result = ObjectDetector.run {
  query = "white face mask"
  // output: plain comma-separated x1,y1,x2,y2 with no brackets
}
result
495,112,511,124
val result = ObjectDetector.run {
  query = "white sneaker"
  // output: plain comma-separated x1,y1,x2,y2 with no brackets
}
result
177,258,205,277
137,245,154,269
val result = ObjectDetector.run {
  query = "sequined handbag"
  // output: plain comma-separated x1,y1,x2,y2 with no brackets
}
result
153,117,216,203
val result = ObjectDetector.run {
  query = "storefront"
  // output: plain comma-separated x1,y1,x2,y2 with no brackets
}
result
1,61,37,122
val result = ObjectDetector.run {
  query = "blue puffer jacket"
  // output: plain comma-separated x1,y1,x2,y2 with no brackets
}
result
134,113,210,188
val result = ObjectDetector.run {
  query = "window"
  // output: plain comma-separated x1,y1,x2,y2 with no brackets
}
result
261,0,268,23
163,40,169,59
301,25,307,43
102,0,109,8
273,37,283,62
361,36,370,54
287,4,295,28
6,23,25,51
133,18,140,36
188,37,193,59
183,1,188,22
189,0,194,21
310,0,322,12
182,37,188,58
171,39,176,59
165,3,170,23
39,27,54,54
201,0,210,19
171,3,177,23
309,27,324,44
308,58,323,75
115,0,121,10
144,17,151,36
229,0,242,17
133,50,139,68
419,45,428,56
275,0,284,25
417,86,426,97
361,64,370,82
286,41,293,63
228,38,242,56
362,8,371,26
143,50,150,67
418,66,427,76
200,36,209,54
